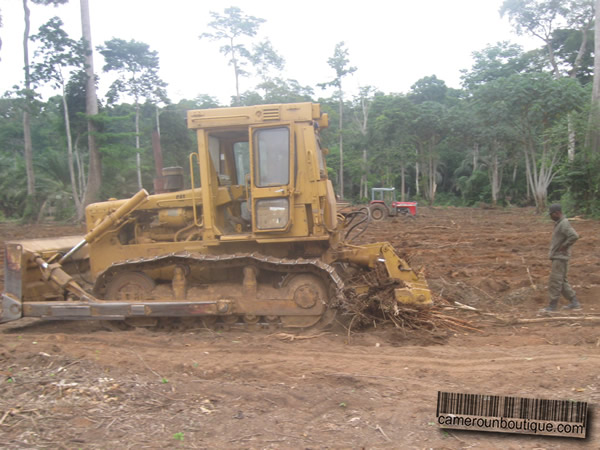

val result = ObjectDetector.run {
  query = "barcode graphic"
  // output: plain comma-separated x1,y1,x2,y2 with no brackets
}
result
437,392,587,425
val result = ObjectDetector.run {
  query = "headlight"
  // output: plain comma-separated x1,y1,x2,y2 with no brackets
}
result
256,198,289,230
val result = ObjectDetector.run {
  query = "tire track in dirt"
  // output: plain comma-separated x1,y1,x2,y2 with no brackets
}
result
12,327,598,402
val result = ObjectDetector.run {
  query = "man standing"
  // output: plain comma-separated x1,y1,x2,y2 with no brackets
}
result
541,204,581,313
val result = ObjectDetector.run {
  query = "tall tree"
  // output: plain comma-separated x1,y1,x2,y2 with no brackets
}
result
412,101,447,205
249,38,285,83
30,17,86,219
499,73,584,210
501,0,595,160
199,6,266,104
587,0,600,152
98,38,167,190
409,76,451,201
352,86,376,199
466,94,515,206
21,0,68,212
371,94,417,201
0,97,29,218
500,0,567,78
409,75,448,104
460,41,530,90
80,0,101,208
319,42,356,200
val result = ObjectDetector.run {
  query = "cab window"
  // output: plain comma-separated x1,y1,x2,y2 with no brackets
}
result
233,141,250,184
254,127,289,187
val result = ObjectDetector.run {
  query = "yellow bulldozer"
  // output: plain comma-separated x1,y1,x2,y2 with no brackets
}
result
2,103,431,329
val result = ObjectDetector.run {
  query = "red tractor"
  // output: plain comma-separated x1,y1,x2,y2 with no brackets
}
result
369,187,417,221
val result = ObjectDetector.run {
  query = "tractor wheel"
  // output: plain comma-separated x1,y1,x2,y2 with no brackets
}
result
370,204,388,221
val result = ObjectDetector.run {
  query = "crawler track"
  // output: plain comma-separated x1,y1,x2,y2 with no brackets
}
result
93,251,346,330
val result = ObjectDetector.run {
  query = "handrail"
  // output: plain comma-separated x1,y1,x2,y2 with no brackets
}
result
188,152,203,227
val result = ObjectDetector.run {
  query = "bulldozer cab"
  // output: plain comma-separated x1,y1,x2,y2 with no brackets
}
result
187,103,335,242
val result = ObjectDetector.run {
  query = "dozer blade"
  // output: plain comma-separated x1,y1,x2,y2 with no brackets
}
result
393,280,432,306
335,241,432,306
16,298,228,321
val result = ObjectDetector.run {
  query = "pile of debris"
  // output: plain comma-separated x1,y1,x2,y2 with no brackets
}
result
340,267,477,334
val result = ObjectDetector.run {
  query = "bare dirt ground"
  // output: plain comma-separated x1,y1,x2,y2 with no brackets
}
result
1,207,600,449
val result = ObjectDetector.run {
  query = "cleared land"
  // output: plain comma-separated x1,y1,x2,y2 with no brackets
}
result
1,207,599,448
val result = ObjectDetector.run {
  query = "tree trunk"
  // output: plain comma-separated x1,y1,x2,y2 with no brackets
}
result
427,153,437,205
566,17,592,159
548,41,577,159
338,93,344,200
62,92,83,219
547,41,561,79
414,147,420,197
489,153,502,206
81,0,102,210
524,154,531,201
472,142,479,172
356,95,369,200
587,0,600,154
524,141,558,212
155,105,161,135
22,0,35,196
74,135,86,197
22,111,34,195
135,104,143,190
400,161,406,201
231,36,240,104
385,166,390,188
361,148,367,199
567,116,576,161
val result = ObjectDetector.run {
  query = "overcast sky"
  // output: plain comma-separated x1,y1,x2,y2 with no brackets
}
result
0,0,539,105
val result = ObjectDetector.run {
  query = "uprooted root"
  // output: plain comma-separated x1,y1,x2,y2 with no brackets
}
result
339,268,478,334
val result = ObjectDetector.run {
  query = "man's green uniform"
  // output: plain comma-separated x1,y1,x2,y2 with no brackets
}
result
547,216,579,309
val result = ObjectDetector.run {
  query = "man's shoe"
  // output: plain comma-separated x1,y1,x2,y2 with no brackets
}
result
562,303,582,311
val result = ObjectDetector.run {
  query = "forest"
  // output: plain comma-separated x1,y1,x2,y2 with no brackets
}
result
1,0,600,222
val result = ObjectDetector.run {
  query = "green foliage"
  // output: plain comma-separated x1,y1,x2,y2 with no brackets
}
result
30,17,85,92
159,105,196,171
552,27,594,83
98,38,167,105
500,0,594,79
84,106,138,198
319,41,357,93
173,432,184,441
250,39,285,81
21,194,41,223
2,3,599,221
556,154,600,217
460,42,529,90
409,75,448,104
254,78,314,104
456,170,491,205
431,192,464,207
199,6,278,101
0,154,28,218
